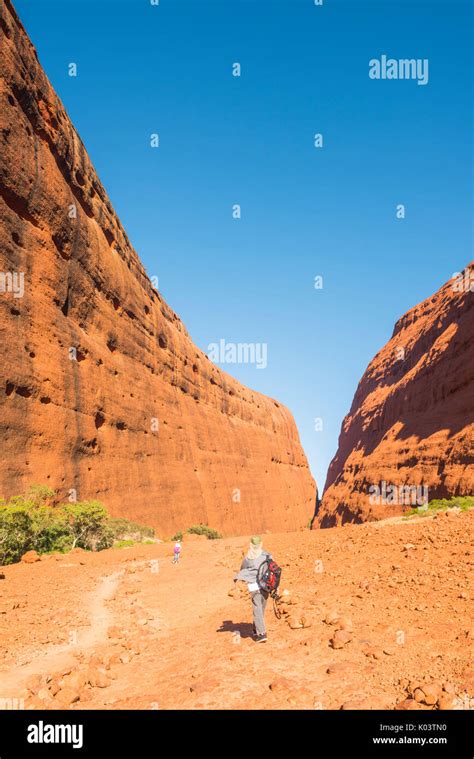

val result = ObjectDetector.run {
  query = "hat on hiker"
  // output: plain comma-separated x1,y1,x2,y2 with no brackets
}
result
247,535,263,560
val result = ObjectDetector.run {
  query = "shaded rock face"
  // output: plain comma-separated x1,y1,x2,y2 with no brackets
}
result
0,1,315,536
318,265,474,527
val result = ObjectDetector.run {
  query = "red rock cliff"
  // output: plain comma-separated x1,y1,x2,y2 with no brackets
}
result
318,265,474,527
0,1,315,536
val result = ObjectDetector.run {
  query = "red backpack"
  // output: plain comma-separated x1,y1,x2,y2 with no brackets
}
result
257,557,282,597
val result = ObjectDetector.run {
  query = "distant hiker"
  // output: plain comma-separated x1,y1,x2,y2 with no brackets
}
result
234,536,281,643
172,540,181,564
309,488,321,529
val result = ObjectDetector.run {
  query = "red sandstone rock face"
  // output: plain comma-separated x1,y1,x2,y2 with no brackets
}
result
0,1,315,536
318,265,474,527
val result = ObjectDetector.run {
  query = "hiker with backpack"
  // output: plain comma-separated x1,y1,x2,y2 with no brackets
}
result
233,536,281,643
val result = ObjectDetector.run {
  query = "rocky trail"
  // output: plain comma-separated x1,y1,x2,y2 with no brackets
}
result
0,510,472,710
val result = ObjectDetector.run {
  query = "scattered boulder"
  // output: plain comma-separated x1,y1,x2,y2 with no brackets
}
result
21,551,41,564
324,611,341,626
64,670,88,691
438,694,456,710
361,645,382,660
443,682,456,694
413,688,425,703
49,679,61,697
86,668,110,688
37,688,53,703
395,698,424,710
330,630,352,649
400,680,458,710
287,610,312,629
55,687,80,706
25,674,44,695
421,683,442,706
407,680,423,696
336,616,353,632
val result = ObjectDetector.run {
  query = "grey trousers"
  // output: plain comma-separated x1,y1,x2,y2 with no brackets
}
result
251,590,269,635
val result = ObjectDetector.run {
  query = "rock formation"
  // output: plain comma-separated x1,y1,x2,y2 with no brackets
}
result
0,0,315,536
318,264,474,526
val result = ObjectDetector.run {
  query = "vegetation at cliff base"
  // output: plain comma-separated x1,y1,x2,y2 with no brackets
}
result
404,495,474,518
0,485,155,565
188,524,222,539
171,525,222,541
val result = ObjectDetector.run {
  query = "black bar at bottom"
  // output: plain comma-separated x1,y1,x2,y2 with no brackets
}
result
0,709,471,756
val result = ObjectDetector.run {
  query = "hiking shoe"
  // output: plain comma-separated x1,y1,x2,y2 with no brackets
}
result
255,633,267,643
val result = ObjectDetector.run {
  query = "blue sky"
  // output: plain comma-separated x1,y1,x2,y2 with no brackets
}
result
15,0,472,490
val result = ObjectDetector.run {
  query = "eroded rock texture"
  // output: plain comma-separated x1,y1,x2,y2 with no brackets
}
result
319,265,474,527
0,1,315,535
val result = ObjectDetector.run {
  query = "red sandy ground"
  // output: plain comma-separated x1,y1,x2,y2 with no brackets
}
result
0,510,472,710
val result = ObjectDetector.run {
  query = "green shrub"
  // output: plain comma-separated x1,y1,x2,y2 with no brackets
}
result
405,495,474,518
428,496,474,512
0,485,69,564
170,525,221,541
62,500,114,551
0,486,155,564
29,504,70,554
187,524,222,540
0,503,35,565
113,539,135,549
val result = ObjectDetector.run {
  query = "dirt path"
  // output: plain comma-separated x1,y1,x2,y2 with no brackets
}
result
0,567,127,694
0,511,472,710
